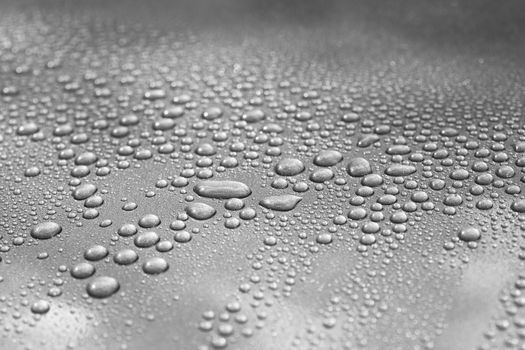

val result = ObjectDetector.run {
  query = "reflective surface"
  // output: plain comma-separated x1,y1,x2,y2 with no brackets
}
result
0,1,525,349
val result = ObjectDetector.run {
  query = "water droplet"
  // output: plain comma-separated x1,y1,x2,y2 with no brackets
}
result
458,227,481,242
185,202,217,220
260,195,302,211
31,222,62,240
347,158,372,177
194,180,252,199
31,300,50,314
142,257,169,274
86,276,120,298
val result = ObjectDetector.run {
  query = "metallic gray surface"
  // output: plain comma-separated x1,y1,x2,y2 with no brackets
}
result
0,1,524,349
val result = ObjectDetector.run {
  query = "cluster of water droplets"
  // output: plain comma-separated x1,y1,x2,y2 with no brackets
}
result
0,6,524,350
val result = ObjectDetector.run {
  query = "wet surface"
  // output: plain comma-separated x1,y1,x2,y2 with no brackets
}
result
0,1,525,349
